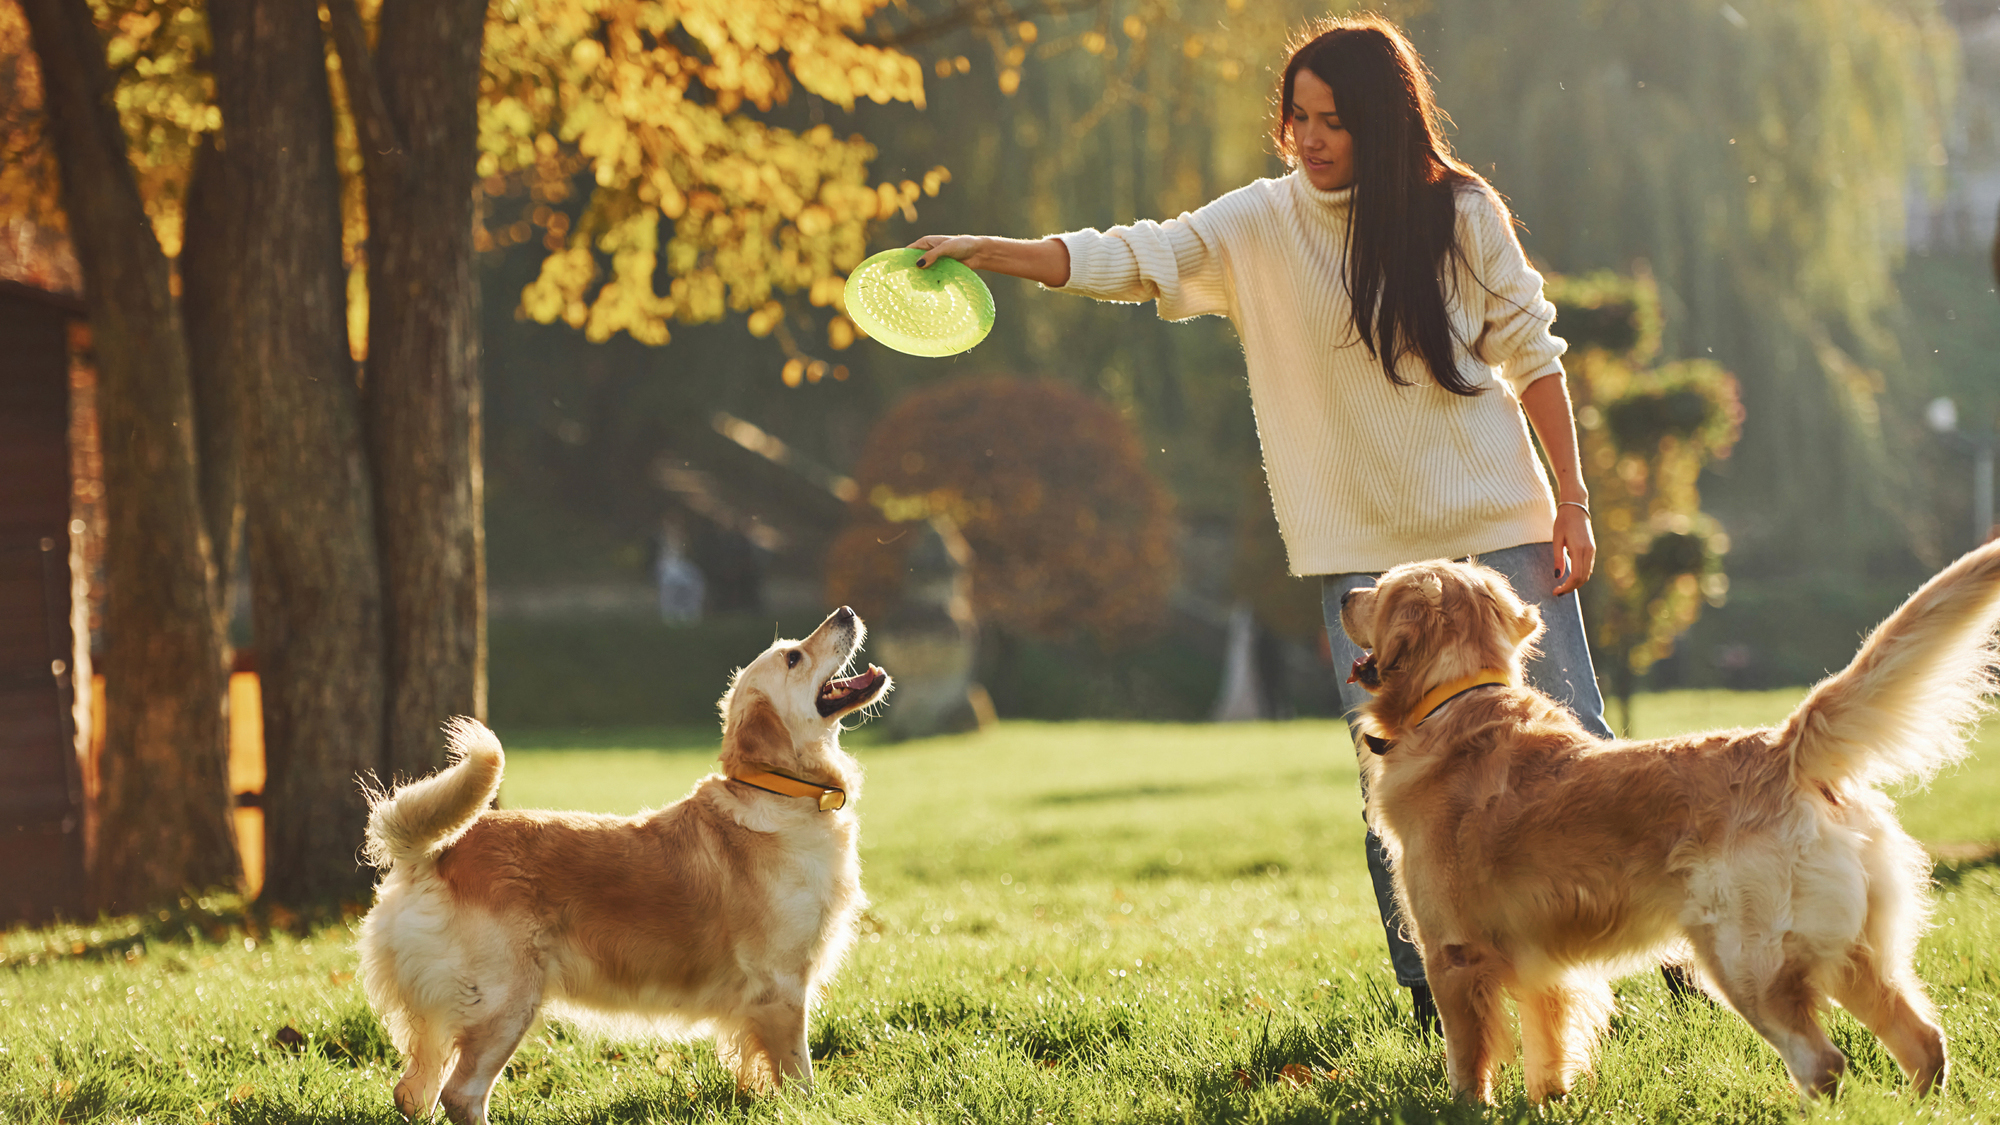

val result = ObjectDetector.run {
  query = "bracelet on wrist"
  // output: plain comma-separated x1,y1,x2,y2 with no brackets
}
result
1558,500,1590,515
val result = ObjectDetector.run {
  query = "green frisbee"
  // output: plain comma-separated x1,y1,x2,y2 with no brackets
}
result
843,247,996,358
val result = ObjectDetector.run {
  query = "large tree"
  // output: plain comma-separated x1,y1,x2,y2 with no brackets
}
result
18,0,235,912
6,0,941,906
200,0,386,903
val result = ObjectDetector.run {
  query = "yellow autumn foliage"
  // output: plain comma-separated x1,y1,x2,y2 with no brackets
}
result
482,0,932,345
4,0,934,351
11,0,220,258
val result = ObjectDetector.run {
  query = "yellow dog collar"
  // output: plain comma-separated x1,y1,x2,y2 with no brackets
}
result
1410,669,1512,728
730,768,847,812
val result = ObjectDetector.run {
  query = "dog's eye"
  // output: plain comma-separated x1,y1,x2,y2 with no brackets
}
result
785,650,803,668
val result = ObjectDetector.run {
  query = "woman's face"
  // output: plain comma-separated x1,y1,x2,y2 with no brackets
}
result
1289,69,1354,191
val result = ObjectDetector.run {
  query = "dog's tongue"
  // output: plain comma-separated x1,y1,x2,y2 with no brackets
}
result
822,668,880,696
1347,655,1370,685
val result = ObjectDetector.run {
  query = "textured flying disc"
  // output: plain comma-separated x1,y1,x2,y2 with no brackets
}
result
843,248,996,357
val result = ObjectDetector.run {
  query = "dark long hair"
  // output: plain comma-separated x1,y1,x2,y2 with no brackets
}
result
1275,15,1489,396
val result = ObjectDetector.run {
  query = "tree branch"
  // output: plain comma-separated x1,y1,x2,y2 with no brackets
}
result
324,0,403,180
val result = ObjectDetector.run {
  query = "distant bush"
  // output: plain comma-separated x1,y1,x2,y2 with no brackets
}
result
1549,271,1742,728
825,377,1177,650
483,607,1320,726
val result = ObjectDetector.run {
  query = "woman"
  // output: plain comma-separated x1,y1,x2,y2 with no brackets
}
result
909,15,1615,1033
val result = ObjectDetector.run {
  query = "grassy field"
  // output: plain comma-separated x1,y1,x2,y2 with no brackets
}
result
6,690,2000,1123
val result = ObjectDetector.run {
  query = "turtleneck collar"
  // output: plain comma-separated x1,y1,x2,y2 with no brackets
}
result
1289,167,1355,211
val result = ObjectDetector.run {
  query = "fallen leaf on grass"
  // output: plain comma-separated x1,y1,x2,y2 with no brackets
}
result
1234,1064,1337,1089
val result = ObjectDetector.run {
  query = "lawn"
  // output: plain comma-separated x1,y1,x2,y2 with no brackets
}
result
6,690,2000,1123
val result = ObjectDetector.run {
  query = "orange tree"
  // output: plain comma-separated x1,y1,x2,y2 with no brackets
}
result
1,0,948,907
1548,271,1742,732
825,377,1176,651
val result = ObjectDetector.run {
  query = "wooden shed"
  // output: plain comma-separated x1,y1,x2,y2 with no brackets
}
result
0,278,91,925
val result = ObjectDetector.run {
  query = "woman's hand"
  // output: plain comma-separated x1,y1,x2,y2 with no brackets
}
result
1517,372,1595,596
909,235,988,270
1552,503,1596,596
906,234,1071,287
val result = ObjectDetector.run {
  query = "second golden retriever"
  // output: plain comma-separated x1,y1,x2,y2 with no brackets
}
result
356,607,890,1125
1338,540,2000,1103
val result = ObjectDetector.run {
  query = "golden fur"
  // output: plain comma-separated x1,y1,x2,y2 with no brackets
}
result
356,608,890,1125
1338,540,2000,1103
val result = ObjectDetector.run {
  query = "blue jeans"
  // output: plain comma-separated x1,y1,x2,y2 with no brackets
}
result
1320,541,1614,987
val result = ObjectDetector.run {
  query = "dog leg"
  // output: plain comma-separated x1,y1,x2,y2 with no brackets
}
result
717,1022,775,1093
1518,977,1615,1102
718,1000,814,1093
747,1000,815,1090
393,1015,453,1119
437,997,539,1125
1827,949,1947,1095
1426,944,1510,1103
1700,944,1845,1098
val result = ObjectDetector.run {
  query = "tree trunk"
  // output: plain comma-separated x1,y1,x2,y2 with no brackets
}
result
352,0,489,779
203,0,387,904
18,0,236,910
182,137,245,641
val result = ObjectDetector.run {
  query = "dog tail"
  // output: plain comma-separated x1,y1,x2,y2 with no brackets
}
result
1784,538,2000,792
361,716,504,869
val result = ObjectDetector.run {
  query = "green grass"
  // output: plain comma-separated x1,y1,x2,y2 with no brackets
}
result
7,694,2000,1123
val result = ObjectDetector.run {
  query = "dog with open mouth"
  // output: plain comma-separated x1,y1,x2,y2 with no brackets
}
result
356,607,890,1125
1338,542,2000,1103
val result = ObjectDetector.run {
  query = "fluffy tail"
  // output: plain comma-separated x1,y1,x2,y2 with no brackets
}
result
361,716,504,869
1785,538,2000,792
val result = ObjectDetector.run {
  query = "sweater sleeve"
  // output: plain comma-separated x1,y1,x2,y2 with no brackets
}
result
1046,207,1232,323
1461,188,1566,397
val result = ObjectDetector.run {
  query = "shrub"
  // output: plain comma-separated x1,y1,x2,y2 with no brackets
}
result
825,377,1177,650
1549,271,1743,729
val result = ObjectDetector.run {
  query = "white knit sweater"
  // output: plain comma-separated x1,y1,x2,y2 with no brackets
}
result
1051,170,1566,576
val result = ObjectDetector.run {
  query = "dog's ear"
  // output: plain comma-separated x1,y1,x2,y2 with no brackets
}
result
1513,602,1544,644
723,693,792,770
1417,571,1444,605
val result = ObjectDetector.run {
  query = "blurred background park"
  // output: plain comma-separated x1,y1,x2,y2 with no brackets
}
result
2,0,1999,918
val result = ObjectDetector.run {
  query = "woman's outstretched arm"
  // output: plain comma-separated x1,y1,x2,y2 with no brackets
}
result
1518,371,1596,596
908,235,1070,287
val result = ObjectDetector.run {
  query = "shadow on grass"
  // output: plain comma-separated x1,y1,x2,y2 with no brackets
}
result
815,989,1143,1066
1036,780,1256,806
0,894,361,967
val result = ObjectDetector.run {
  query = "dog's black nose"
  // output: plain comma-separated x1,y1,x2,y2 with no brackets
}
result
833,606,856,623
1340,587,1366,607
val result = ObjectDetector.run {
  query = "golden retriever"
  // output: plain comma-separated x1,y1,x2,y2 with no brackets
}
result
1337,540,2000,1103
356,607,890,1125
